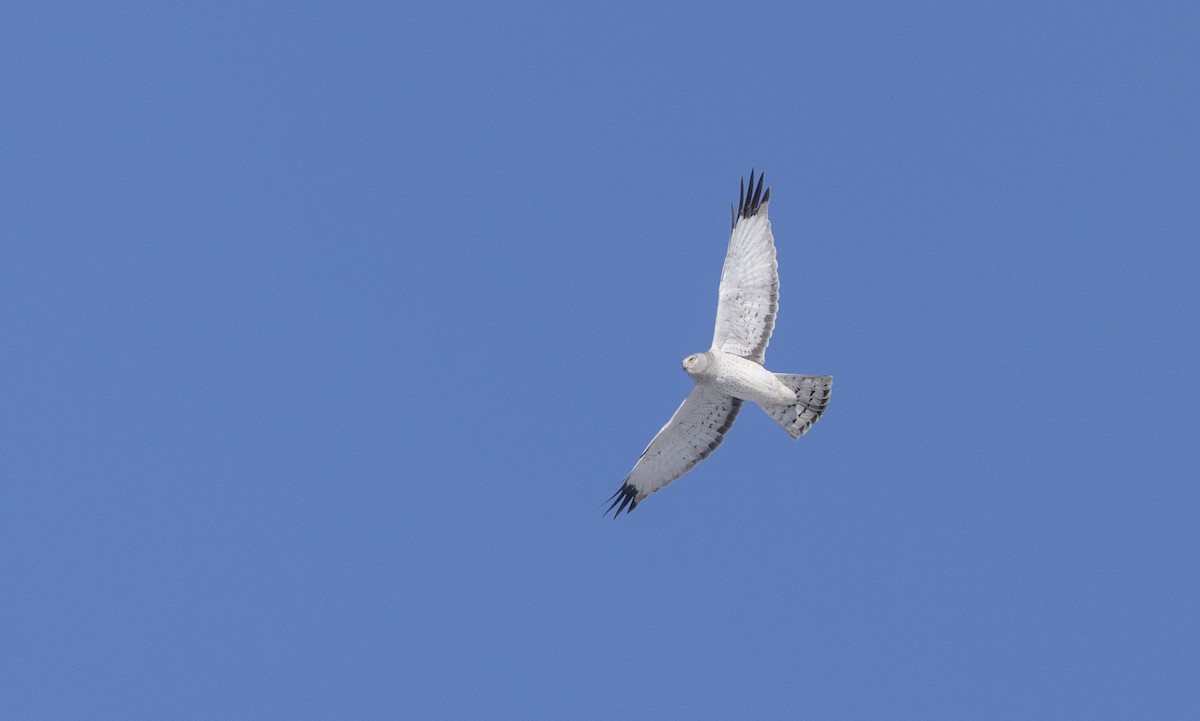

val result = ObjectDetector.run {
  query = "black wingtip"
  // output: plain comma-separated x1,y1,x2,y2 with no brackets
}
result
733,169,770,228
604,483,639,518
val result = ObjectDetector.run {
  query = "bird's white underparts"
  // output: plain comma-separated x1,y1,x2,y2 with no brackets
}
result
606,171,831,518
682,351,797,407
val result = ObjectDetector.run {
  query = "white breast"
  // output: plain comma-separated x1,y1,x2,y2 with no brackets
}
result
708,352,796,407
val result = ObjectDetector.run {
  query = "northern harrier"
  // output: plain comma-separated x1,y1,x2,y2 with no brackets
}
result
606,171,831,517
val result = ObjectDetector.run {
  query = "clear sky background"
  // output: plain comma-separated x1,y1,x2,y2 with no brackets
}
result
3,2,1198,719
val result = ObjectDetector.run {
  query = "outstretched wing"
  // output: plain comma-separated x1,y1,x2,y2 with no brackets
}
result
711,170,778,364
606,386,743,517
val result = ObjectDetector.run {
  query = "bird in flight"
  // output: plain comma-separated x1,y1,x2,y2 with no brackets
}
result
606,171,831,517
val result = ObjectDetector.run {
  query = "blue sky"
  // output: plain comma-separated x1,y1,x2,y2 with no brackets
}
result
3,1,1198,718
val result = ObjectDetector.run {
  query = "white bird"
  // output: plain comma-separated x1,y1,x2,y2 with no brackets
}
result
606,171,831,517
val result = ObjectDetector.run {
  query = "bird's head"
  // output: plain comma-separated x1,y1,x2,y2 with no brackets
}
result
682,352,711,379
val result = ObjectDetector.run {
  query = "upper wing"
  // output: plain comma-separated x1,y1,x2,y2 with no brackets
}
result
606,386,742,517
711,171,779,364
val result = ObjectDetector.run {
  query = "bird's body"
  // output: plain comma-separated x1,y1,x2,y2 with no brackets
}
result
606,171,831,517
683,351,796,408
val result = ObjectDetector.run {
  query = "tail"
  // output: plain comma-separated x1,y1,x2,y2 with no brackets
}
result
763,374,832,440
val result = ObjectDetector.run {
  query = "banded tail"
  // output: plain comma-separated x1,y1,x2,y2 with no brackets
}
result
763,374,832,440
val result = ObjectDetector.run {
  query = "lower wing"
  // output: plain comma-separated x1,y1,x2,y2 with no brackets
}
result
606,386,742,517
